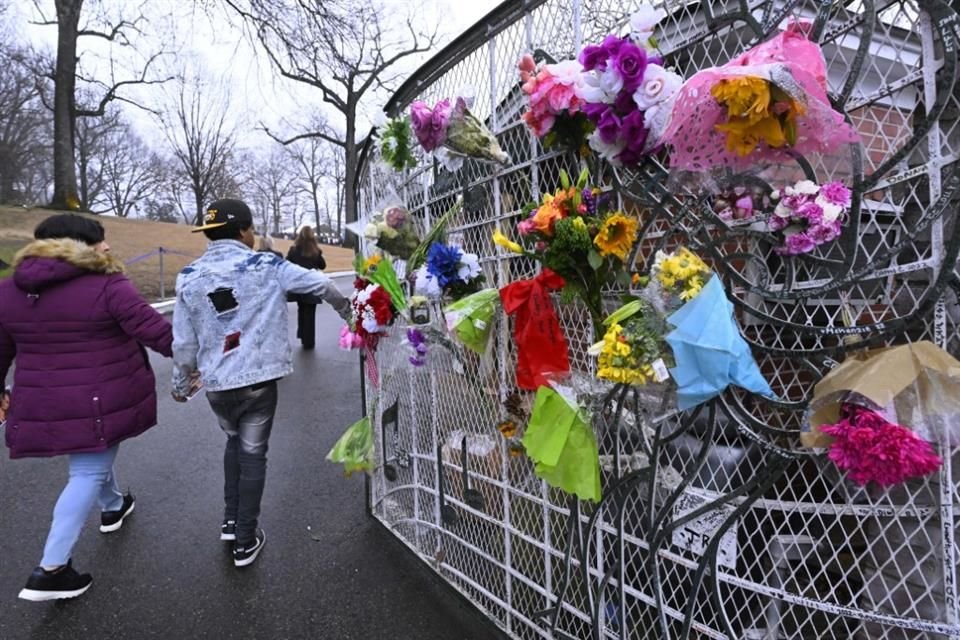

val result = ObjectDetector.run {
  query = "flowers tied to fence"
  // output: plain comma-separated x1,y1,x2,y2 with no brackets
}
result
499,168,639,329
769,179,851,255
516,5,681,165
409,96,510,167
378,115,418,172
363,204,421,260
413,242,484,300
661,21,859,175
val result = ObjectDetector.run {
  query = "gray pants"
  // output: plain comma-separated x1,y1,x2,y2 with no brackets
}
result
206,380,278,545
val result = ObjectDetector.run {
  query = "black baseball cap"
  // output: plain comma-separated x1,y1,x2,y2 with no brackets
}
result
192,198,253,233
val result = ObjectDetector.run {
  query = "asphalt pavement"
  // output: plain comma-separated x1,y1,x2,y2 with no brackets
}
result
0,280,497,640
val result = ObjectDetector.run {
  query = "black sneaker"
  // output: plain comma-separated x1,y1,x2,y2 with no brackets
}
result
18,561,92,602
233,529,266,567
220,520,237,542
99,493,135,533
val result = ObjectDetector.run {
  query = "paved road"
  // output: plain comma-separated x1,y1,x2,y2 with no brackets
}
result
0,281,495,640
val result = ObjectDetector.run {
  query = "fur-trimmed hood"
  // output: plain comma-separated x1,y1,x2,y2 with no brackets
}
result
13,238,125,294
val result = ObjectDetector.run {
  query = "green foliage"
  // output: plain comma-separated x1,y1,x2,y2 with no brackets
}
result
380,116,418,172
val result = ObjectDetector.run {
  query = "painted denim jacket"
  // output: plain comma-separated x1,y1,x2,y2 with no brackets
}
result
171,240,350,395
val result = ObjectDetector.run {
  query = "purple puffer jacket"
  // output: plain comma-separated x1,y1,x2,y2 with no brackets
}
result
0,238,173,459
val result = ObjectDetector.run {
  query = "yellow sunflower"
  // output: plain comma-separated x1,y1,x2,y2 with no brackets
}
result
594,213,639,262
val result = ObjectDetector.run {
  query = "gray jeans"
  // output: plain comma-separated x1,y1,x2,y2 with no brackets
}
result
206,380,278,545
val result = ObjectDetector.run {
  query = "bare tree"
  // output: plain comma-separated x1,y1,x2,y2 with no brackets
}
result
73,102,121,211
222,0,437,237
159,73,239,225
28,0,171,210
0,44,51,205
247,147,298,235
99,125,162,217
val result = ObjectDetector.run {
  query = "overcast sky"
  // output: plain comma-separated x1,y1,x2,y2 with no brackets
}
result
10,0,502,150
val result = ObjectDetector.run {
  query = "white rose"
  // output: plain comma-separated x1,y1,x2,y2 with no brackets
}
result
599,67,624,97
632,65,682,110
586,129,626,164
575,70,616,103
629,5,666,42
783,186,795,197
546,59,583,86
794,180,819,195
363,223,380,239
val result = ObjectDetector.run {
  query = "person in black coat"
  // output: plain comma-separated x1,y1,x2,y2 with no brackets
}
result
285,226,327,349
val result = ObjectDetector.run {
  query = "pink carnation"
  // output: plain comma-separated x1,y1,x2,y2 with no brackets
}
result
821,404,941,487
339,325,364,350
795,201,824,225
820,181,852,207
778,231,816,255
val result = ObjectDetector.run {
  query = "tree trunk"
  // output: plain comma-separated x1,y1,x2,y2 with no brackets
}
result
51,0,82,210
343,118,357,249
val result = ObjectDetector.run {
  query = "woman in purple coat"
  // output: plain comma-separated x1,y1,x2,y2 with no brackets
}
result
0,214,173,601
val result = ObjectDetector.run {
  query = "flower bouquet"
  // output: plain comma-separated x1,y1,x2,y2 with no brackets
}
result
661,21,859,175
341,254,403,351
409,96,510,166
589,299,671,386
502,168,638,328
819,403,941,487
363,203,421,260
650,247,712,304
640,247,773,408
378,115,418,172
413,241,484,300
518,55,594,153
575,6,682,165
769,179,850,255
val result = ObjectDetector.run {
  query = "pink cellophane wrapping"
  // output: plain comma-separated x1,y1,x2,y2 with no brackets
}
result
661,22,860,173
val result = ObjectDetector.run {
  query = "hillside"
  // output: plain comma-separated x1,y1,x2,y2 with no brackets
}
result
0,207,354,300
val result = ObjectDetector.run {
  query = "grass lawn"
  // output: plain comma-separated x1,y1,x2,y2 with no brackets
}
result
0,207,355,300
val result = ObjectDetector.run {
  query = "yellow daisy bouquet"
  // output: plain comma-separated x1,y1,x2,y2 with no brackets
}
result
494,167,639,330
588,299,671,386
650,247,711,303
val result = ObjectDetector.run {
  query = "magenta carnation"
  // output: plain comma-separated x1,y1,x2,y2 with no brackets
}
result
821,404,942,487
820,181,852,207
409,99,451,152
779,231,816,255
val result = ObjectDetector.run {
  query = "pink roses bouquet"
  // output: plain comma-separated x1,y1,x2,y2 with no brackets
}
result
518,55,593,152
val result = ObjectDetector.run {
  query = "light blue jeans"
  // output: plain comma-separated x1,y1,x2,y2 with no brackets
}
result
41,445,124,567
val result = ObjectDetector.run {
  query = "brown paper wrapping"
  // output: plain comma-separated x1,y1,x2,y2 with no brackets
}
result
802,341,960,448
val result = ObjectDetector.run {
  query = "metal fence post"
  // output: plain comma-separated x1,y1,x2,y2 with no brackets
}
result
159,247,165,300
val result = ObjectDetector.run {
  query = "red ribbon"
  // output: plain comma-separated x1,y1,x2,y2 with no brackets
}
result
499,269,571,390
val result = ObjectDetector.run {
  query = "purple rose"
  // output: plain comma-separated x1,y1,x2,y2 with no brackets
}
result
613,41,648,94
597,108,623,145
582,101,609,123
820,181,852,206
796,201,824,225
620,110,648,152
782,232,816,255
613,90,636,114
580,44,609,72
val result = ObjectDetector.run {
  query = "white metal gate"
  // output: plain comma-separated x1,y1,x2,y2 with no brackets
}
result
355,0,960,638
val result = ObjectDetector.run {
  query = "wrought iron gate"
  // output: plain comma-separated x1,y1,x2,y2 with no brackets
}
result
354,0,960,637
